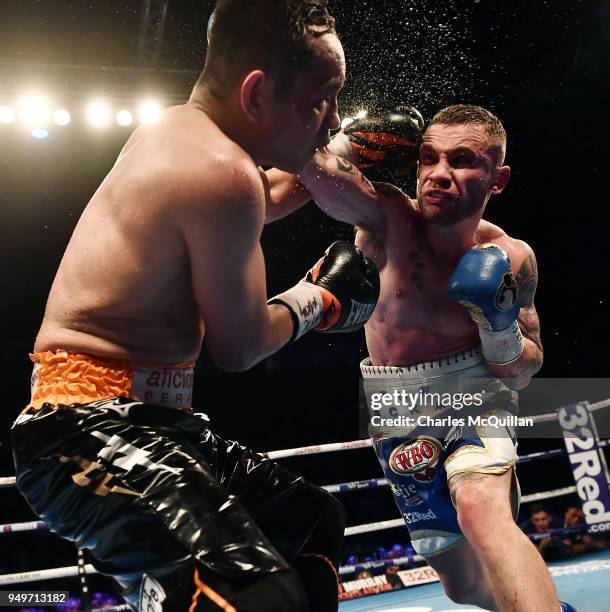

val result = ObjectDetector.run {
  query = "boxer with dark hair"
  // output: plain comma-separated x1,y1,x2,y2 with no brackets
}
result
200,0,336,101
10,2,382,610
271,104,576,610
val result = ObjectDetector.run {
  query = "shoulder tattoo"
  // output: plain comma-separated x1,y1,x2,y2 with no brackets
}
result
515,251,538,306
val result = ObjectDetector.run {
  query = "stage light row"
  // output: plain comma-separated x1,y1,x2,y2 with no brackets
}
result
0,96,166,133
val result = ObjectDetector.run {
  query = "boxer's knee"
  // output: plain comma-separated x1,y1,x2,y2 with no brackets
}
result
296,494,344,612
232,570,309,612
302,492,346,565
452,474,513,549
317,493,347,550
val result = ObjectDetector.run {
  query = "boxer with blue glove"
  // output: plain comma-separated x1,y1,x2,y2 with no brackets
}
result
448,243,524,365
268,103,571,611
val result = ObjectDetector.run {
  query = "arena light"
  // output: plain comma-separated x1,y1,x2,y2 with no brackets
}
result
341,117,355,129
116,109,133,127
31,128,49,139
86,100,112,128
138,99,162,124
53,109,71,126
18,94,51,127
355,109,368,120
0,105,15,124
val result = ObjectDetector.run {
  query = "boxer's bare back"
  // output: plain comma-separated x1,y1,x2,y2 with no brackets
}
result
36,104,266,364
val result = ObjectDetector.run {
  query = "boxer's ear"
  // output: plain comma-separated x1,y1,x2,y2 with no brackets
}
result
490,165,510,196
241,70,268,124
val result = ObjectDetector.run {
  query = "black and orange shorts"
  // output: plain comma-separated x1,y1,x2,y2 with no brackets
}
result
12,352,336,610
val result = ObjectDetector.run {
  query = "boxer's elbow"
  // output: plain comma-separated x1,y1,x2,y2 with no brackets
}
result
207,338,258,372
211,348,257,372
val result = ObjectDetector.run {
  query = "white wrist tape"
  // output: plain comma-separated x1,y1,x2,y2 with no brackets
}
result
269,281,324,342
479,320,524,365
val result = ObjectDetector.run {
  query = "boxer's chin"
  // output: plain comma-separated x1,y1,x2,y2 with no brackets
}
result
419,199,480,227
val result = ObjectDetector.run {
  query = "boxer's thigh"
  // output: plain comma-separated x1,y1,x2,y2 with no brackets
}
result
373,435,466,557
13,402,291,609
444,409,521,520
192,429,338,563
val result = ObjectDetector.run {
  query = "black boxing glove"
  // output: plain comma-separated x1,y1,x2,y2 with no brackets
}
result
343,105,424,188
269,242,380,341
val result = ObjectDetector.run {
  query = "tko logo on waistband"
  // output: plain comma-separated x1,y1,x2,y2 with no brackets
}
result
389,436,441,476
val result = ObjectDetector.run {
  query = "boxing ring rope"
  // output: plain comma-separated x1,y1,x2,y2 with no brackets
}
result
0,481,592,537
1,397,609,591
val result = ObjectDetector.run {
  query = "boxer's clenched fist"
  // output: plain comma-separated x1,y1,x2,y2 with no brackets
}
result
343,104,424,187
269,241,380,341
305,241,380,332
448,243,523,364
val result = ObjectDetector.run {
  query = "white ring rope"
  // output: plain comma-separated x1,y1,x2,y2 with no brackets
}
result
0,564,98,585
0,482,590,535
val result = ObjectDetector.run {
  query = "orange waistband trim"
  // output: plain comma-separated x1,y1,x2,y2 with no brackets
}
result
29,350,195,410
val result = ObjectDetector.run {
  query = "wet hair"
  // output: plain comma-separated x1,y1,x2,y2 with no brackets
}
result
429,104,507,165
198,0,336,101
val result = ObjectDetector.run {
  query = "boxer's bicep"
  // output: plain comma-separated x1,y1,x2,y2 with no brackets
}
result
299,151,385,234
180,180,273,371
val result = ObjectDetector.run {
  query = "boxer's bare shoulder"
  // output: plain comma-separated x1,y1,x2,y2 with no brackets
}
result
476,219,535,277
36,104,265,363
354,188,417,269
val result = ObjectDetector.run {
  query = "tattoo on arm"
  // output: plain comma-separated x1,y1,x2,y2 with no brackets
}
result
519,307,543,354
336,157,356,174
335,157,376,195
515,250,543,369
515,251,538,307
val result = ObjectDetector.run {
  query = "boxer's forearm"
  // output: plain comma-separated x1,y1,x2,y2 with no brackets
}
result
299,150,383,230
485,338,543,389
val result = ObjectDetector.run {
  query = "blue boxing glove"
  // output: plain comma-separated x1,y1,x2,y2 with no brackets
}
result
448,243,524,364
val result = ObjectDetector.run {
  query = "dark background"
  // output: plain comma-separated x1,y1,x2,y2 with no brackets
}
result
1,0,609,598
